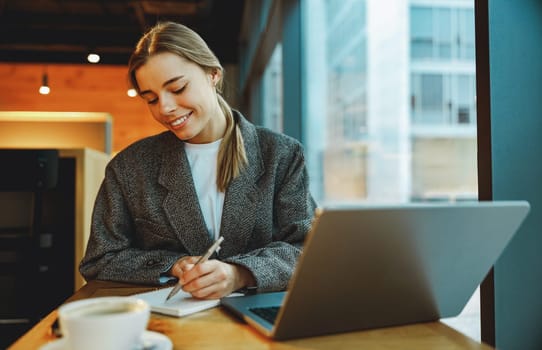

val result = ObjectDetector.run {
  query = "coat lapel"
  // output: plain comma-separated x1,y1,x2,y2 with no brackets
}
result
158,135,212,255
219,113,264,257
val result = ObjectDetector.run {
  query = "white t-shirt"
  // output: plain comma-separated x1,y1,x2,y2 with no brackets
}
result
184,139,224,240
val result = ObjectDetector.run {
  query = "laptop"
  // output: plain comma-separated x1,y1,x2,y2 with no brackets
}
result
221,201,530,340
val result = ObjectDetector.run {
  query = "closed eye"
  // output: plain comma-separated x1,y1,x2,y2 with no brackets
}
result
140,91,158,105
146,97,158,105
173,85,187,94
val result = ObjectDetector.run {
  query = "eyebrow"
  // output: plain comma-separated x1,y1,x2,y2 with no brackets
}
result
139,75,185,96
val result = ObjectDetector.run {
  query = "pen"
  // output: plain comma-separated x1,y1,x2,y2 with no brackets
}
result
165,236,224,302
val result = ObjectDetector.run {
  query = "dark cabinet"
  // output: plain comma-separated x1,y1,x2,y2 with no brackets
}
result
0,148,108,348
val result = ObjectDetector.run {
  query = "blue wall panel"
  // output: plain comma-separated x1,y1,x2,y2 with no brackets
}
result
489,0,542,348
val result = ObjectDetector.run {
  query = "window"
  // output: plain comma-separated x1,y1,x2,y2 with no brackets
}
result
302,0,476,204
300,0,478,339
411,7,433,59
411,73,477,126
411,6,475,61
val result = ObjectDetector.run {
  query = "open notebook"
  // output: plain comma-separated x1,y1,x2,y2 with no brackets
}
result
134,286,241,317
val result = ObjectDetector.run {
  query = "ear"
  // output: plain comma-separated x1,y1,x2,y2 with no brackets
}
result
210,69,221,86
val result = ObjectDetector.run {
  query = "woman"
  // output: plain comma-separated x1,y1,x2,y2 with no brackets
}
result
79,22,316,299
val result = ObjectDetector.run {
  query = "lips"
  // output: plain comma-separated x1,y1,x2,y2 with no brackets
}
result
169,111,192,128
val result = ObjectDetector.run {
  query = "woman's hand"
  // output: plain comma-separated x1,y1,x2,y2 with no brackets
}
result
169,257,255,299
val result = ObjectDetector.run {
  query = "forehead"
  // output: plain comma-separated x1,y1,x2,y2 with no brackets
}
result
135,52,204,89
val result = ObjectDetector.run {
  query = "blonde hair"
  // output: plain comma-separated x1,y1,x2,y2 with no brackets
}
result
128,22,247,191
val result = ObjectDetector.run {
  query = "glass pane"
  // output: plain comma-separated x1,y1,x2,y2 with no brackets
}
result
420,73,444,124
459,8,476,60
302,0,478,337
411,7,433,59
436,8,452,59
457,75,475,124
304,0,477,203
262,44,283,132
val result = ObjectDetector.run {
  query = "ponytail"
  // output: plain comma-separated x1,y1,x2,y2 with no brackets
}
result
216,95,247,192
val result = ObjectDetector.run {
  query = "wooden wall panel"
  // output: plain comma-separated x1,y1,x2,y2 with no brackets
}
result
0,63,163,153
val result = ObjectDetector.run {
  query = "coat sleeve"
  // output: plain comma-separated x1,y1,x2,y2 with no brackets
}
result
79,162,182,285
223,141,317,292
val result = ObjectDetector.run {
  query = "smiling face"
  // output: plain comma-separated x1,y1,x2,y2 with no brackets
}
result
135,52,226,144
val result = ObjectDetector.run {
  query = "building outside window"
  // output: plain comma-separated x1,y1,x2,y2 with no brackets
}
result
299,0,477,205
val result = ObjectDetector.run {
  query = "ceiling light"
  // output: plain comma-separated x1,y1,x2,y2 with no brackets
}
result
87,53,100,63
127,88,137,97
39,73,50,95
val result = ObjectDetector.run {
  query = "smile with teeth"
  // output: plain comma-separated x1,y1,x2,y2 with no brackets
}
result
170,112,192,127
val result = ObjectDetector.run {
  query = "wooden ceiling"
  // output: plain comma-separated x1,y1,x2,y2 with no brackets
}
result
0,0,245,65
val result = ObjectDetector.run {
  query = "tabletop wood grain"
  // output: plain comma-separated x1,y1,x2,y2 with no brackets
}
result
8,280,494,350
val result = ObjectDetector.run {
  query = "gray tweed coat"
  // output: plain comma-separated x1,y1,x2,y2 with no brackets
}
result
79,111,316,292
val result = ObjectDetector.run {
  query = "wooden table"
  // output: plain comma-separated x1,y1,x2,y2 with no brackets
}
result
9,280,494,350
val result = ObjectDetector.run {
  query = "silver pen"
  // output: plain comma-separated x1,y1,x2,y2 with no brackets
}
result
165,236,224,302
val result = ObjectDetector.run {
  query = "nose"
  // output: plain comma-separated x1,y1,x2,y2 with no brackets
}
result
159,94,177,116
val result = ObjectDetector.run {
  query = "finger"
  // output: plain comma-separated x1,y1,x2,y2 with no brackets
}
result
189,280,229,299
180,263,195,273
180,260,215,284
170,256,197,278
170,263,184,278
178,256,200,270
180,262,212,287
182,263,229,294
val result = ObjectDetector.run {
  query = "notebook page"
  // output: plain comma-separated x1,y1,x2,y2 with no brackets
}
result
134,286,221,317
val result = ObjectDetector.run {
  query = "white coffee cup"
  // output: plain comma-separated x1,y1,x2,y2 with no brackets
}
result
58,296,150,350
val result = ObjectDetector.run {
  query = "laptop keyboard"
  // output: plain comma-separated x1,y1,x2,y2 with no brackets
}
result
249,306,280,324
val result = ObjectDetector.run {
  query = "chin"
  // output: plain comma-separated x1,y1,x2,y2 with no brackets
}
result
172,130,193,142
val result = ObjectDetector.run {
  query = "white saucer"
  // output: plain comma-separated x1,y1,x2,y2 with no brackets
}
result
39,330,173,350
139,330,173,350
